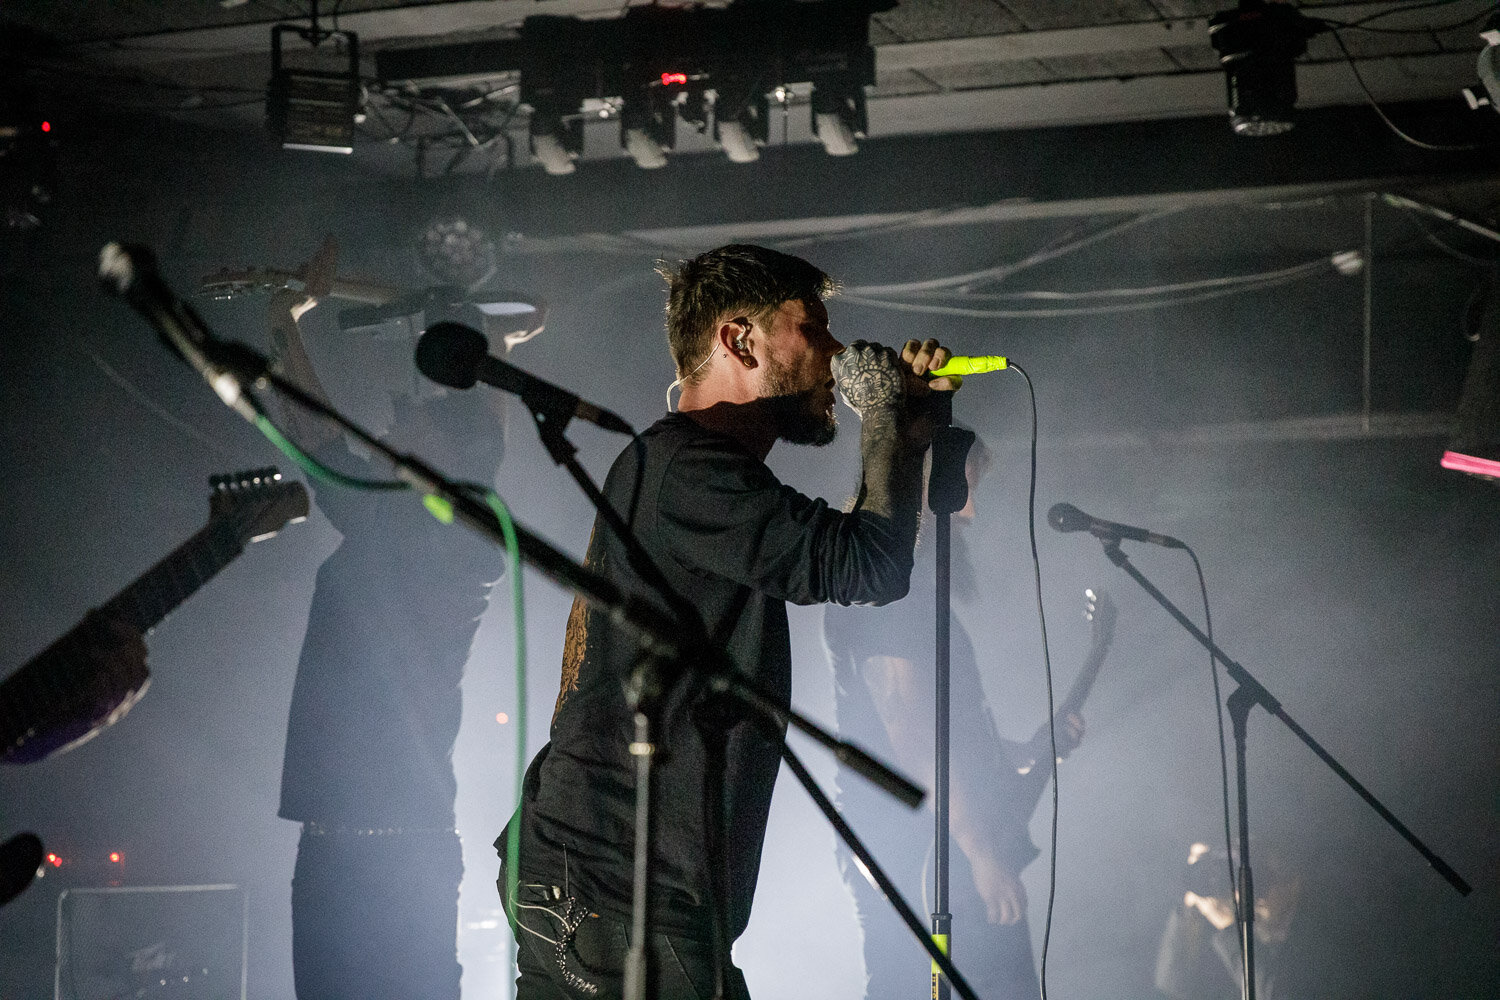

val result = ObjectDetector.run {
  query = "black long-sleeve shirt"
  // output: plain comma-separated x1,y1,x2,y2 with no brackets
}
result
508,412,915,939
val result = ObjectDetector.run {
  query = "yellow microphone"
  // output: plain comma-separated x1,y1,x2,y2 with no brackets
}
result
930,355,1007,377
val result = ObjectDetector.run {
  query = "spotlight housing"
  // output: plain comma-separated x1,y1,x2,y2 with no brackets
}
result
528,110,582,175
1209,1,1324,137
620,83,675,169
265,25,361,153
1462,24,1500,112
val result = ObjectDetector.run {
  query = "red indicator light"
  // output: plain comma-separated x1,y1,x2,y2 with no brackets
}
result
661,72,687,86
41,121,51,133
108,852,122,863
46,853,62,867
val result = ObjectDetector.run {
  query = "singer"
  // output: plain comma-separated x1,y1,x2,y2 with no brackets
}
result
497,244,958,999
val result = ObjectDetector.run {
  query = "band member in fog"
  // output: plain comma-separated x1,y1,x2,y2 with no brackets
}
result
272,227,522,1000
823,439,1101,1000
498,244,958,998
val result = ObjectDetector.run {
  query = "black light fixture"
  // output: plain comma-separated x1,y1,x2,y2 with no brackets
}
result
0,76,55,232
528,109,582,176
620,80,675,169
1461,21,1500,113
712,76,769,164
810,75,866,156
266,22,361,153
1209,0,1324,137
378,0,892,172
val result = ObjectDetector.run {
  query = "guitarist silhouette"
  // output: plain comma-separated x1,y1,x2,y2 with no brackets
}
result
823,438,1115,1000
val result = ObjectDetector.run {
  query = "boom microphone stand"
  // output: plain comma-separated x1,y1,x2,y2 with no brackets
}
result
1091,538,1472,1000
105,246,988,1000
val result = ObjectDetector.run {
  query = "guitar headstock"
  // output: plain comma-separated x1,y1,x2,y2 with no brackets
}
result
1084,587,1117,648
198,267,301,301
209,468,310,544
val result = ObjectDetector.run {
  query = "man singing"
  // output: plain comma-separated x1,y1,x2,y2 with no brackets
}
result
497,244,957,999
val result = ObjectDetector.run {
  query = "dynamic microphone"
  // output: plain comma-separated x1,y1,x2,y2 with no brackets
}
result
416,322,634,436
99,243,263,424
930,355,1008,377
1047,502,1186,549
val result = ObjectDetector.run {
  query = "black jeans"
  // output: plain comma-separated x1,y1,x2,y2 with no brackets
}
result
291,826,463,1000
500,870,751,1000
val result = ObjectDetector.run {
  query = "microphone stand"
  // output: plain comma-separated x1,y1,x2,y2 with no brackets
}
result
926,398,975,1000
104,245,953,999
271,349,946,1000
1094,539,1472,1000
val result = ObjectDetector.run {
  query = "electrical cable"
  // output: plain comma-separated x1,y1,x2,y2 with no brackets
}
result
842,266,1337,319
1326,27,1500,151
916,256,1340,301
483,488,529,953
1185,544,1242,981
1007,362,1061,1000
1382,191,1500,245
1392,206,1500,264
845,210,1183,296
83,348,238,457
249,403,404,491
1315,0,1492,35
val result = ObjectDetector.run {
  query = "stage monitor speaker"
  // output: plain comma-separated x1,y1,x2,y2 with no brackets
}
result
54,884,247,1000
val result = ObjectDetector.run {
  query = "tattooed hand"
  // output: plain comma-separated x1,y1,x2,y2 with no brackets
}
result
832,341,906,415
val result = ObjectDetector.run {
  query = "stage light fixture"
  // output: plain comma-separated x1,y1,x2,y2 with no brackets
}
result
713,82,769,164
620,83,675,169
0,77,56,232
1441,310,1500,483
528,110,582,175
1462,23,1500,113
265,24,361,153
1209,0,1324,136
811,77,866,156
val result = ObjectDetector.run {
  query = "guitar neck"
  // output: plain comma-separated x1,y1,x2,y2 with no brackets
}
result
324,277,400,305
100,518,245,635
1058,641,1109,721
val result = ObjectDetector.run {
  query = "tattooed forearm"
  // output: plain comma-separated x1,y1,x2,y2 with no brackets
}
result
833,341,904,414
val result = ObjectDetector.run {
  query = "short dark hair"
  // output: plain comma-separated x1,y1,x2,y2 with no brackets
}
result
659,244,836,382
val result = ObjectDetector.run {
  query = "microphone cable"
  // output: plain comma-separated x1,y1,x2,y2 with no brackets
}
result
1006,362,1062,1000
1183,543,1241,980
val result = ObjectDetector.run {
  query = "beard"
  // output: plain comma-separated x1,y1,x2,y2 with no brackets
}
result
764,355,838,446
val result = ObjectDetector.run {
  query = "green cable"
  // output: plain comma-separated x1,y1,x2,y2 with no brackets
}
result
253,414,407,492
257,404,529,945
484,490,528,936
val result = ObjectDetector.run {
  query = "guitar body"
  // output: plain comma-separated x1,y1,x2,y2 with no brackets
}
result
0,468,307,764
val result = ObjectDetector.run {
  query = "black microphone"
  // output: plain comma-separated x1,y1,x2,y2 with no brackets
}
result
1048,502,1186,549
416,322,633,436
